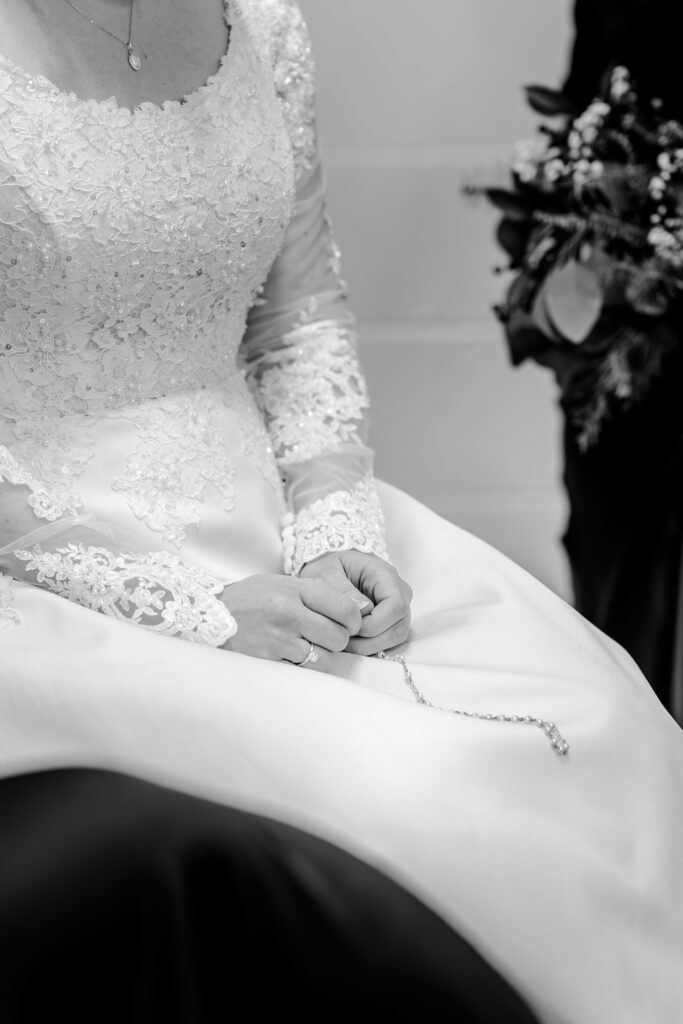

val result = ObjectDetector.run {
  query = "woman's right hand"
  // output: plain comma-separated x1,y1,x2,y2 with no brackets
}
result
219,573,364,669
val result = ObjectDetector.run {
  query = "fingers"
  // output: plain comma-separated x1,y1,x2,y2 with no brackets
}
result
346,564,411,655
356,577,412,640
345,615,412,657
300,553,413,656
299,577,364,635
296,607,351,653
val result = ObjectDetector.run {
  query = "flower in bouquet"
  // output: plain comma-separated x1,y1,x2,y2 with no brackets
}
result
471,66,683,449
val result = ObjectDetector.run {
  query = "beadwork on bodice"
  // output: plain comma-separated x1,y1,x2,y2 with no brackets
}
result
0,3,294,421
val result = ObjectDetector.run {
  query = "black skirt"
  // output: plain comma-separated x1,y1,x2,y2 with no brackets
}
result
0,767,540,1024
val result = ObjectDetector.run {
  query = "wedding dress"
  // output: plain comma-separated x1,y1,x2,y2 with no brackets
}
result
0,2,681,1022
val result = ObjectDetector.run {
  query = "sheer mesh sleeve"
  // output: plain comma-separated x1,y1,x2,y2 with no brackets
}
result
0,447,236,646
240,0,389,576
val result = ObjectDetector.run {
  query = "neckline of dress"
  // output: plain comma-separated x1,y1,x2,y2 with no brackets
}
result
0,0,237,120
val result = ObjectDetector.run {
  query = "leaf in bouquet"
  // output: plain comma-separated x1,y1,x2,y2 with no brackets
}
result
504,269,540,322
524,84,579,118
586,167,638,217
496,215,534,264
599,260,631,308
540,259,604,344
532,285,564,343
482,188,536,220
574,392,610,452
600,344,634,400
503,305,557,365
552,229,586,270
625,262,673,315
597,321,675,411
626,318,681,398
493,272,554,365
528,233,558,269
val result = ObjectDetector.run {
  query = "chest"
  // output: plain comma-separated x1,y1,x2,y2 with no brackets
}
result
0,0,232,112
0,10,295,313
0,5,296,413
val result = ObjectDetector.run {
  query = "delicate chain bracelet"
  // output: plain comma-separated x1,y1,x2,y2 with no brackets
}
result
378,652,570,759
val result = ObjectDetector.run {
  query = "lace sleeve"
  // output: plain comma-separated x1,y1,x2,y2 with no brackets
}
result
0,446,236,646
240,0,389,576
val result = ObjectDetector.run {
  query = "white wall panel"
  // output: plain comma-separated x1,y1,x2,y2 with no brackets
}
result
361,326,572,597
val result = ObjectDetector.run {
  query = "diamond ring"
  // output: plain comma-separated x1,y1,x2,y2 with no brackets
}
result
298,642,319,667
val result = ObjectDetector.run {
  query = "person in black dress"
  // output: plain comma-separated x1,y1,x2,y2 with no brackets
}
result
558,0,683,720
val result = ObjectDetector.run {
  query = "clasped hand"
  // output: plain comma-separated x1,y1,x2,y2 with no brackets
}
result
222,550,412,670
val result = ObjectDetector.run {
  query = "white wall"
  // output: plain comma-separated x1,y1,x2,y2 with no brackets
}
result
298,0,576,597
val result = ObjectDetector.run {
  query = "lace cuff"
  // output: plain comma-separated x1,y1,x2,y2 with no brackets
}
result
13,544,237,647
281,476,390,576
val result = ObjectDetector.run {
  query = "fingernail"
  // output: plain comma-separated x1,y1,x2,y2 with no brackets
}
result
351,597,373,613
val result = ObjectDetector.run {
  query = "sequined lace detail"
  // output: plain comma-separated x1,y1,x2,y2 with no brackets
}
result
247,320,368,464
256,0,317,177
0,444,74,521
14,544,236,646
112,393,238,547
0,572,19,627
6,417,94,516
0,4,297,525
282,476,390,575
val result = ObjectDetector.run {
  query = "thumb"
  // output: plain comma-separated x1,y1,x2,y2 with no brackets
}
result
324,564,373,615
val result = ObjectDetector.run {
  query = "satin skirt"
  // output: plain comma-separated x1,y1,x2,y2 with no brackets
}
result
1,482,681,1024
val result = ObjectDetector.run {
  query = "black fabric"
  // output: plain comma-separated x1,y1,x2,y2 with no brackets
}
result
561,355,683,708
557,0,683,712
563,0,683,118
0,767,540,1024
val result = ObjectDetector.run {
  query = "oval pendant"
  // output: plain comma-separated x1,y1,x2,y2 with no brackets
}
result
128,49,141,72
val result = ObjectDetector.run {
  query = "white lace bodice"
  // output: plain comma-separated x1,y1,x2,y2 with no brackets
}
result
0,0,388,645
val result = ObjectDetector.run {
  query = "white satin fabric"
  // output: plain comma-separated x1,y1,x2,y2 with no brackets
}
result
1,481,682,1024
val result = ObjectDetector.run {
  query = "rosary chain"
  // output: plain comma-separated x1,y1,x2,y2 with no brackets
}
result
378,652,570,758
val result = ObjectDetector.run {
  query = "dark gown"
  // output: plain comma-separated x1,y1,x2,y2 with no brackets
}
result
559,0,683,716
0,768,540,1024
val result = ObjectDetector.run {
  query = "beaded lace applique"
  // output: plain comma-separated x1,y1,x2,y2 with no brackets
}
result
255,0,317,177
5,418,94,517
0,444,74,521
0,572,19,628
283,475,389,576
14,544,236,646
247,319,368,464
111,393,238,547
0,4,296,537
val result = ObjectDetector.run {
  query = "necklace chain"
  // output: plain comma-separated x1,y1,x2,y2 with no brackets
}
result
60,0,141,70
378,652,570,758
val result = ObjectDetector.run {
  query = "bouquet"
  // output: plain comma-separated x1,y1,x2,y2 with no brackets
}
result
472,66,683,449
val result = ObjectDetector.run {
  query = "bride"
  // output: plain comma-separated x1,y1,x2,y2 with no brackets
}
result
0,1,681,1021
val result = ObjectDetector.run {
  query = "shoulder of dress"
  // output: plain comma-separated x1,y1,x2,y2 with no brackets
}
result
241,0,317,176
245,0,309,56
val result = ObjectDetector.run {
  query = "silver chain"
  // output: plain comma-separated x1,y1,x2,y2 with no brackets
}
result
378,651,570,758
60,0,141,69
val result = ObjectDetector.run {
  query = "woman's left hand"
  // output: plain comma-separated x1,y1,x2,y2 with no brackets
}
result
299,550,412,656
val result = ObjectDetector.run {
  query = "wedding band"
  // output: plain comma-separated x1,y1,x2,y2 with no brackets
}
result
298,642,319,667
